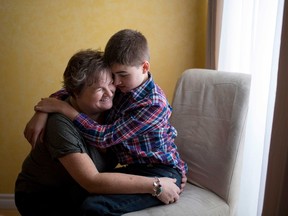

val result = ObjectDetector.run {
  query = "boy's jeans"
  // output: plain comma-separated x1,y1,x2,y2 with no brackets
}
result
81,164,182,216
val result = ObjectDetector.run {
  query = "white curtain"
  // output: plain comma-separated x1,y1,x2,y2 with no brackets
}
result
216,0,284,215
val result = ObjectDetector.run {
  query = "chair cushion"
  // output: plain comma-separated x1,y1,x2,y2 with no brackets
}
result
123,183,229,216
170,69,251,201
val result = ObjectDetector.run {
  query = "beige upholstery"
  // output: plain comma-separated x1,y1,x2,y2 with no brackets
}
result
124,69,251,216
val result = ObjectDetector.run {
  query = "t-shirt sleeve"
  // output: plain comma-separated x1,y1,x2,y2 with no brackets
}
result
45,113,116,172
45,113,86,159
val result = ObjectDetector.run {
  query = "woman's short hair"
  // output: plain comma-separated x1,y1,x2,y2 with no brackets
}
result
63,49,110,96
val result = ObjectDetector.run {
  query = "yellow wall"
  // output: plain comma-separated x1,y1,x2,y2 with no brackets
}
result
0,0,207,193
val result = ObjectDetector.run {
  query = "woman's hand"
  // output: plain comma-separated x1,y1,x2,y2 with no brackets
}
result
157,177,180,204
24,111,48,148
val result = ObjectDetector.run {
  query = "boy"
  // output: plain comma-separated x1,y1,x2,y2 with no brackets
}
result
30,29,188,215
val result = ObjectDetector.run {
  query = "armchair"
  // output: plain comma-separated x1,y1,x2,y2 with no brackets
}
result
124,68,251,216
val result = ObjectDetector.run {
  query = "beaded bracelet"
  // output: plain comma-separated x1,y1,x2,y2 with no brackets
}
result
152,177,163,197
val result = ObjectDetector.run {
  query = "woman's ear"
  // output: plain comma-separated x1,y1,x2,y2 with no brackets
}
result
142,61,150,73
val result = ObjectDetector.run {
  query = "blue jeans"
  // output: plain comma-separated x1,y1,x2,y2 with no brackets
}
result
81,164,182,216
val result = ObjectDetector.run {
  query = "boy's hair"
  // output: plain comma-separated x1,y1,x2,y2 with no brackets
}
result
104,29,150,67
63,49,109,96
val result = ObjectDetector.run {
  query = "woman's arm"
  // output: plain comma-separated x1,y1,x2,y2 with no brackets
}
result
59,152,180,204
24,112,48,148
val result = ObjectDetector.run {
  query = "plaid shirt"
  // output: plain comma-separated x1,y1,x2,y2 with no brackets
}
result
54,74,187,175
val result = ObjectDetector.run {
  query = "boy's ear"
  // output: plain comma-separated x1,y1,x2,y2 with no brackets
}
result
142,61,150,73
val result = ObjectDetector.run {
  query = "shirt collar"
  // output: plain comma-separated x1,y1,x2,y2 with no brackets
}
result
129,72,154,100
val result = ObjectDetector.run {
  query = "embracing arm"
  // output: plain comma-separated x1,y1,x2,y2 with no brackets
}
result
24,89,71,147
73,105,169,148
24,111,48,148
35,97,78,120
59,152,180,204
34,98,170,149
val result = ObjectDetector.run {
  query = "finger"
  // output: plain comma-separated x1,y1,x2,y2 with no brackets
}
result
168,199,177,204
174,194,180,202
180,185,185,193
34,105,42,112
161,197,170,205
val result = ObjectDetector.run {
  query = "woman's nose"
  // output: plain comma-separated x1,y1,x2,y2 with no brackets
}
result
105,88,114,97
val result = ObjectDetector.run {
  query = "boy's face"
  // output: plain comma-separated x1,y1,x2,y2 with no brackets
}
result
75,71,115,116
111,62,149,93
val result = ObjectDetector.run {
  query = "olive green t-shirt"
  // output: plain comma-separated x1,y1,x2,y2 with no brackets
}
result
15,113,116,193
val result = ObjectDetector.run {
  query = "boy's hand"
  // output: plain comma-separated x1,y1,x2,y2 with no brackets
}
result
24,112,48,148
34,98,78,120
34,98,65,113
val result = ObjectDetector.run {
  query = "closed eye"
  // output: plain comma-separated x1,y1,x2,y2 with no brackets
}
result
114,71,129,77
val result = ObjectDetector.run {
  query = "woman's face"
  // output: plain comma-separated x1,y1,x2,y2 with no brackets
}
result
75,71,115,117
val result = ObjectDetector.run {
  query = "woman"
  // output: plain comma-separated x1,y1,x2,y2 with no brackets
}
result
15,49,180,216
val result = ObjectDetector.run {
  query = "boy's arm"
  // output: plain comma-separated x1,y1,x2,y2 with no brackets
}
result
35,97,78,120
24,88,70,147
72,104,170,148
